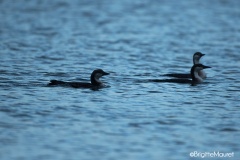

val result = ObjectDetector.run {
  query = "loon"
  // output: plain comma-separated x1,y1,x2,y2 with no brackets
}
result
163,52,207,79
48,69,109,89
150,64,211,86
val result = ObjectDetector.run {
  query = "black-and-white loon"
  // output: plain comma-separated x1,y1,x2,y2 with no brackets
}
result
48,69,109,88
150,64,211,86
163,52,207,79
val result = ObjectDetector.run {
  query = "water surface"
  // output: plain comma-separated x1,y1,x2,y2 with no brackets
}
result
0,0,240,160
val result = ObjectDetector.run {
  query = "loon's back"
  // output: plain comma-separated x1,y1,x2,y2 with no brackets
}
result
148,78,192,84
162,73,191,79
48,80,66,85
48,80,94,88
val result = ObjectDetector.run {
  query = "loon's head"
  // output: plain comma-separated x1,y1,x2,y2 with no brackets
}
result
193,52,205,64
91,69,109,85
191,64,211,85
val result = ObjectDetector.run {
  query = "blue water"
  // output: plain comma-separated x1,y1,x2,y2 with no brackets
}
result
0,0,240,160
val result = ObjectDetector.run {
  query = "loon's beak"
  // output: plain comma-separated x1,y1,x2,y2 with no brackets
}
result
203,65,211,69
103,72,110,75
201,54,205,57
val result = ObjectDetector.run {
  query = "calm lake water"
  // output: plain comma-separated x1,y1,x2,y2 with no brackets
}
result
0,0,240,160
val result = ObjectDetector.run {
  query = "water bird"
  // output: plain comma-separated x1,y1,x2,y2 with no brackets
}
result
48,69,109,89
149,64,211,86
163,52,207,79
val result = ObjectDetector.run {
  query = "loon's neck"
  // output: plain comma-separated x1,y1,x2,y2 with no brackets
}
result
91,75,102,86
193,58,200,65
191,64,211,85
198,70,206,79
192,71,203,83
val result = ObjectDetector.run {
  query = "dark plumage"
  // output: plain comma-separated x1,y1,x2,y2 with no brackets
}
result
148,64,211,86
48,69,109,89
163,52,206,79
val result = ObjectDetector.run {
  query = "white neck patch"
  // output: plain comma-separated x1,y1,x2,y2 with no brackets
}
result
193,55,200,64
94,73,103,83
194,67,203,83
